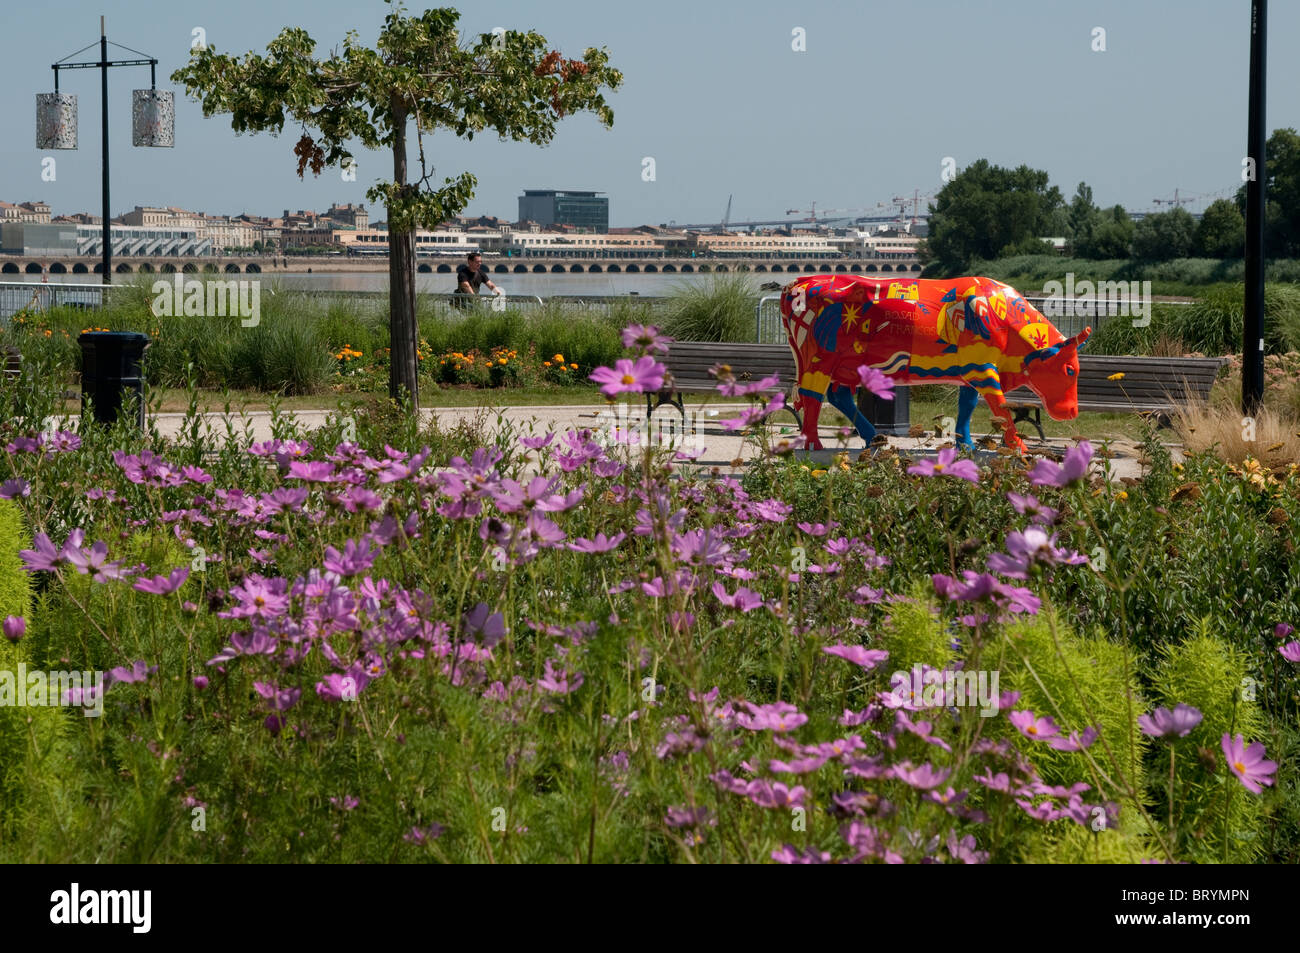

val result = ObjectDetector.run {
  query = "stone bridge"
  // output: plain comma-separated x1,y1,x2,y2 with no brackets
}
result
0,255,922,277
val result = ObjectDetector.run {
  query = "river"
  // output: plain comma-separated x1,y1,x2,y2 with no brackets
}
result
4,271,777,298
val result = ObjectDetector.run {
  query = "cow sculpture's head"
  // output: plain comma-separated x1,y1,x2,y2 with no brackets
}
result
1021,326,1092,420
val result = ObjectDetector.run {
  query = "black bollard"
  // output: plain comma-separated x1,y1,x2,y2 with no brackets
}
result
856,385,911,437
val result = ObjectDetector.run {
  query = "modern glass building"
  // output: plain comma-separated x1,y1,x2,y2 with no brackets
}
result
517,190,608,231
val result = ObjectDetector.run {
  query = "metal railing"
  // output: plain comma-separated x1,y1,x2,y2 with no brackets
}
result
0,281,114,321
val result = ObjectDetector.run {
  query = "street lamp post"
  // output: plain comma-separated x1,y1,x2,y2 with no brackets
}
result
37,17,168,285
1243,0,1267,416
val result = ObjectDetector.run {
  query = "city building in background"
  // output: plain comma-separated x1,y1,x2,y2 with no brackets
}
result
517,190,609,232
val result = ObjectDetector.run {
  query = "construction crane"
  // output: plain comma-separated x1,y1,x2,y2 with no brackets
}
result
1151,188,1199,209
783,202,885,224
720,194,732,234
892,189,936,224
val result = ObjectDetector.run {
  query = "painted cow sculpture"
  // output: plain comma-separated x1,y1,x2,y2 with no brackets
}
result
779,274,1091,452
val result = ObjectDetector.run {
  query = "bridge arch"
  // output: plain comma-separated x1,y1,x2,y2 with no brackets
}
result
115,263,134,273
224,263,240,273
663,264,677,273
138,262,155,273
533,264,547,273
606,264,621,273
714,264,728,272
681,264,693,273
72,263,89,273
589,264,603,273
644,264,658,273
626,264,640,273
755,264,767,272
183,262,199,273
161,263,177,273
569,264,583,273
25,262,43,274
834,264,848,273
865,264,878,272
49,262,67,274
551,264,565,273
245,263,261,273
493,264,508,273
801,264,815,273
2,263,18,274
202,264,218,274
417,263,431,273
436,264,452,274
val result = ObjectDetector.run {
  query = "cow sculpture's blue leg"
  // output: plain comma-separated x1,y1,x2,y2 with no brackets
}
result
955,385,979,449
827,383,877,445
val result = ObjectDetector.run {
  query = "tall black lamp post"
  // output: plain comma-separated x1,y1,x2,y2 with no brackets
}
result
37,16,171,285
1243,0,1267,415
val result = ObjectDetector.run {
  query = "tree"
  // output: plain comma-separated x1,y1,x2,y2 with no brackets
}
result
1067,182,1099,255
1131,207,1196,261
1075,204,1133,260
1194,199,1246,258
1235,127,1300,257
172,2,621,408
925,159,1064,272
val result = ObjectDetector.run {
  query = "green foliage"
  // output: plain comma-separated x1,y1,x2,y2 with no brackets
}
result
1195,199,1247,259
878,584,953,674
1132,208,1197,262
926,159,1065,273
1151,629,1269,863
660,274,757,343
1235,127,1300,258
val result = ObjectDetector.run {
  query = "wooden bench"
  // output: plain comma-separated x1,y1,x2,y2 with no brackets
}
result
1004,354,1227,441
650,341,801,427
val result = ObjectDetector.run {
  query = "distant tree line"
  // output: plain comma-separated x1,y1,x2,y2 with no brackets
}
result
923,128,1300,274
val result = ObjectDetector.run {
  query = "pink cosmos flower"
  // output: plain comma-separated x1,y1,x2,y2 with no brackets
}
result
132,567,190,595
772,844,830,864
589,356,666,397
567,532,627,554
1007,709,1060,741
3,616,25,643
737,700,808,733
0,478,29,500
1278,642,1300,664
1138,704,1202,739
822,643,889,670
856,365,895,401
621,323,672,355
710,581,763,612
1221,733,1277,794
908,448,980,482
1028,441,1094,488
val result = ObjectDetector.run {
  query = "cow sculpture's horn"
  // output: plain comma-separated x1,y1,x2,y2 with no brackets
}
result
1073,326,1093,350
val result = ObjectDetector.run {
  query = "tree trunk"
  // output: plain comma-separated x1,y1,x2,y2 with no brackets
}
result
388,104,419,409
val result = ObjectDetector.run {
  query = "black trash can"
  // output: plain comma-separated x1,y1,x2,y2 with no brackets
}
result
856,384,911,437
78,332,149,429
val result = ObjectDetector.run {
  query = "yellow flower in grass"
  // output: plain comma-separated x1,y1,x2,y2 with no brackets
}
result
1116,490,1128,500
553,353,564,363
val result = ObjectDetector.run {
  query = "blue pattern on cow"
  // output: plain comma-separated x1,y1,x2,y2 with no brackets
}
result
812,302,843,352
963,295,992,340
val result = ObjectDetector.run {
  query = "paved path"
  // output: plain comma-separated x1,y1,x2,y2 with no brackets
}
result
139,400,1176,482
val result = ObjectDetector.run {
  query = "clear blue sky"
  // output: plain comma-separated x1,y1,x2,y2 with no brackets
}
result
3,0,1294,227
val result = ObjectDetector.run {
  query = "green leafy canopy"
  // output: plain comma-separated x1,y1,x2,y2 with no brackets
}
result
170,2,623,232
